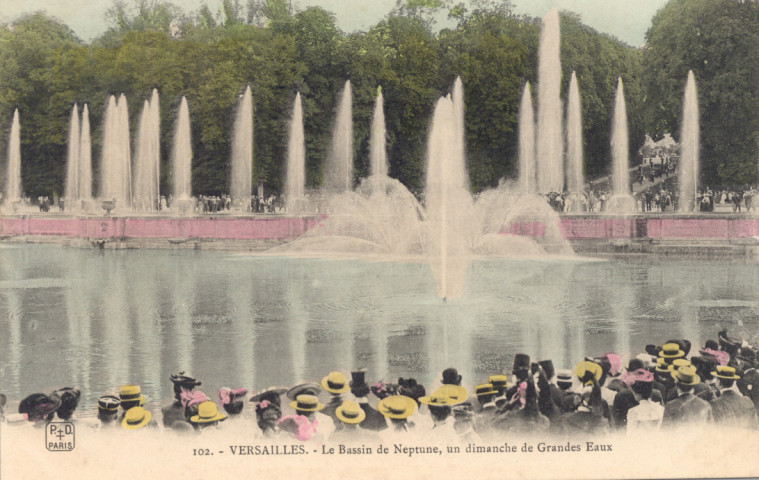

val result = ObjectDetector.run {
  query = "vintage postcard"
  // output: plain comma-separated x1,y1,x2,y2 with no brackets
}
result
1,0,759,478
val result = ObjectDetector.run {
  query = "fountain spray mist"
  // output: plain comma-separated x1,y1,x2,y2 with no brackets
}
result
65,104,81,202
133,99,159,211
5,109,22,202
172,97,192,200
325,80,353,193
611,78,629,195
679,70,699,212
536,8,563,193
285,93,305,213
518,82,536,194
80,104,92,203
565,72,584,194
231,85,254,206
370,86,388,179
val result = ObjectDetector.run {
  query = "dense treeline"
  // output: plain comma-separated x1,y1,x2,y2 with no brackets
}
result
5,0,736,199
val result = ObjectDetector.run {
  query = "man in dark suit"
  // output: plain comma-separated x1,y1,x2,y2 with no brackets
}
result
662,365,712,427
709,366,758,429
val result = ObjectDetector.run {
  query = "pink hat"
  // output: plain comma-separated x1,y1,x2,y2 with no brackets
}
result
180,390,207,410
603,353,622,377
217,387,248,406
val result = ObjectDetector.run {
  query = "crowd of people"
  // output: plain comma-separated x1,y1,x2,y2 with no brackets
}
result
2,329,758,443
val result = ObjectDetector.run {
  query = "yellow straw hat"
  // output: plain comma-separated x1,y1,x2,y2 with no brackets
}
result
672,365,700,386
712,365,740,380
335,401,366,424
320,372,350,394
574,361,602,386
190,401,227,424
119,385,145,406
377,395,417,419
474,383,498,397
121,406,151,430
488,375,508,389
659,343,685,359
289,394,325,412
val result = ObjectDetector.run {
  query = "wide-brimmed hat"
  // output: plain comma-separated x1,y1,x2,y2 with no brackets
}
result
170,372,201,389
335,401,366,424
98,395,120,414
321,372,350,394
377,395,417,419
668,358,691,373
441,368,462,385
672,365,700,386
190,401,227,424
556,370,573,388
121,407,152,430
488,375,508,390
18,393,61,421
574,361,602,386
419,384,467,407
475,383,497,397
250,387,287,405
712,365,740,380
119,385,145,406
286,383,320,401
289,394,325,412
659,343,685,359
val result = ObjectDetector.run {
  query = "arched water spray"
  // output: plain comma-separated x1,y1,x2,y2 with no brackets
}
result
80,104,92,203
172,97,192,201
5,109,22,202
536,8,563,193
425,80,473,300
285,93,305,213
65,104,81,203
369,86,388,179
565,72,584,195
608,78,635,212
679,71,699,212
518,82,536,194
231,85,254,207
325,80,353,193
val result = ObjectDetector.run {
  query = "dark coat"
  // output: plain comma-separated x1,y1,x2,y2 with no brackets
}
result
358,402,388,431
662,392,712,426
710,390,758,428
560,410,609,436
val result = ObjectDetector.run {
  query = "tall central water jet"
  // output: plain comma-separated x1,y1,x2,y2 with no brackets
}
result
133,91,161,212
172,96,192,203
325,80,353,193
5,109,22,203
536,8,563,193
99,95,131,208
425,78,473,299
370,86,388,180
679,70,699,212
65,104,81,204
608,78,635,213
565,72,584,196
79,104,92,204
519,82,536,194
231,85,253,207
285,93,305,213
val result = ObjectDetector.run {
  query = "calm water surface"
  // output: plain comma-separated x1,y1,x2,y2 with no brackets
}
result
1,244,758,407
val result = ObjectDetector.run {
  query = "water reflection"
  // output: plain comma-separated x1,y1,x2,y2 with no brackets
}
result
1,244,758,407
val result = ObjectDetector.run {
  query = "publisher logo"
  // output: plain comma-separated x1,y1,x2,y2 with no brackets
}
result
46,422,75,452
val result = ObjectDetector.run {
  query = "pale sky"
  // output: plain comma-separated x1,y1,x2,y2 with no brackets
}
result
1,0,668,46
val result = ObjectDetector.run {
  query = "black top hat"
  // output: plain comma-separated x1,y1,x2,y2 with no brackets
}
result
538,360,555,380
350,369,367,388
442,368,462,386
513,354,530,372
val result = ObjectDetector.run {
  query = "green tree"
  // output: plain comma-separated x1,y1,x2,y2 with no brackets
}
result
643,0,759,185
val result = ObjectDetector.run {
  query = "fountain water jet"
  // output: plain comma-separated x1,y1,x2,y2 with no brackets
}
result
607,78,635,213
231,85,253,207
679,70,699,213
518,82,536,195
536,8,563,193
285,93,306,213
99,95,132,209
325,80,353,193
565,72,584,196
370,86,388,180
5,109,22,203
65,104,81,204
79,104,93,205
171,96,192,209
133,96,160,212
